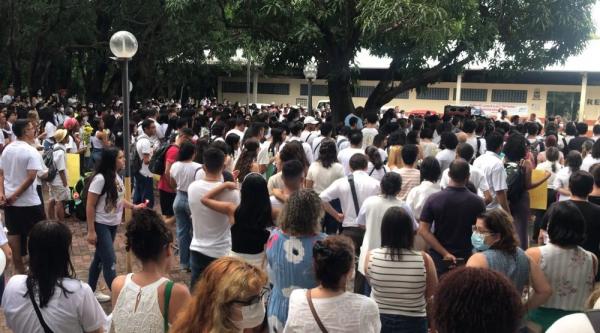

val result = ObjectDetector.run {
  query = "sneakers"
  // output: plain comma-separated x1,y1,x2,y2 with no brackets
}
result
94,291,111,303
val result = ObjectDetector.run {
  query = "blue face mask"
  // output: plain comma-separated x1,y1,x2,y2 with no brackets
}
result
471,232,490,251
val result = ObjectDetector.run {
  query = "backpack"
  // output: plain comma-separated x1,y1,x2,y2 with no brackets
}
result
528,139,545,165
149,143,176,175
505,161,526,202
72,172,94,221
42,146,65,182
131,138,148,175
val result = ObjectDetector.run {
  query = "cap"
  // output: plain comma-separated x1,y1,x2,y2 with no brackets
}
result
303,116,319,125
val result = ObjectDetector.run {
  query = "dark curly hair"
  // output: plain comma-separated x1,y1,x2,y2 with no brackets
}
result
313,236,354,290
126,209,174,263
433,267,523,333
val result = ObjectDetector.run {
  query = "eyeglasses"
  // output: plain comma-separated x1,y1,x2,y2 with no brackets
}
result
472,225,495,236
231,287,269,306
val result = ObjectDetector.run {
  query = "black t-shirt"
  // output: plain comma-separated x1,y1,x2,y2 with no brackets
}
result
567,136,592,153
231,223,270,254
420,186,486,255
589,195,600,206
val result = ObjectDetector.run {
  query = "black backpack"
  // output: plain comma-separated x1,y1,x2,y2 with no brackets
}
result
42,146,65,182
149,143,176,175
505,161,526,202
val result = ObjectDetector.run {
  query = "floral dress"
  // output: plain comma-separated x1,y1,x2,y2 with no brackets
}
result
266,228,327,333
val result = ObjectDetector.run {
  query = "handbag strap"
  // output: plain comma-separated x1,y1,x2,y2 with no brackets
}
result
28,289,54,333
163,280,174,332
306,289,329,333
348,175,360,216
586,309,600,332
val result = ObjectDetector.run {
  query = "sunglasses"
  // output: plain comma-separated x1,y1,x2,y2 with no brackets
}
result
231,287,269,306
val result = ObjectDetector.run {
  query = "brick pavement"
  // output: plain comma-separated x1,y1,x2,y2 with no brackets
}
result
0,214,190,333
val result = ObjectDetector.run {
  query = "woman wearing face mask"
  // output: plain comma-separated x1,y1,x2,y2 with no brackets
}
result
467,209,552,312
111,209,191,332
284,236,381,332
170,257,269,333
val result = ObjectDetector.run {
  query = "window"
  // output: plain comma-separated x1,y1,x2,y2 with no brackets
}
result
453,88,487,102
353,86,375,98
257,83,289,95
395,90,409,99
222,81,251,93
300,84,328,96
416,88,449,100
491,89,528,103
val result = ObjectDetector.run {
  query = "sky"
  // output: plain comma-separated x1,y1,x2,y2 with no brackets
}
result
594,2,600,36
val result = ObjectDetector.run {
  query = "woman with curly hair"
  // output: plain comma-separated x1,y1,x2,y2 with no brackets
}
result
170,257,269,333
233,138,260,182
266,189,327,332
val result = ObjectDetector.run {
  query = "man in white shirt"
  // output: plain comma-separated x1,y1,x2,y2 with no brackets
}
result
0,119,45,274
300,116,319,146
136,108,164,140
435,132,458,172
48,129,71,221
440,143,492,205
1,87,14,105
320,154,380,293
188,147,240,287
361,113,379,148
311,122,334,161
225,117,246,139
134,119,158,208
337,130,365,175
462,119,479,155
473,131,510,213
279,121,314,164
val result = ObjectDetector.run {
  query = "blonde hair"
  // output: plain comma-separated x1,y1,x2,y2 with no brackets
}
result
170,257,268,333
278,189,323,236
387,145,404,169
587,286,600,309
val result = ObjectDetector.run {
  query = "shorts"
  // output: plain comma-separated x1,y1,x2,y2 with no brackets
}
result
5,205,44,237
49,184,71,201
159,190,176,217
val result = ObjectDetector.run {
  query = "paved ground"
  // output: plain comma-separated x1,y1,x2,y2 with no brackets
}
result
0,210,190,333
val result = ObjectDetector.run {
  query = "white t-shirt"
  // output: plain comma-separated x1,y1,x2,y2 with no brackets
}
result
280,136,314,164
270,195,284,212
170,161,203,192
366,163,389,181
554,167,572,201
51,143,68,186
581,155,600,172
44,122,57,138
2,275,107,333
284,289,381,333
435,149,455,172
306,161,345,194
336,136,351,151
439,164,489,197
361,127,378,148
473,151,508,210
0,140,43,207
546,313,594,333
337,147,365,176
188,179,240,258
225,128,245,140
536,161,562,190
300,130,318,146
256,141,272,166
88,174,125,226
136,135,158,177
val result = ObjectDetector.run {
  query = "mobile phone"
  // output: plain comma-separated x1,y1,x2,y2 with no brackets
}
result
443,257,465,269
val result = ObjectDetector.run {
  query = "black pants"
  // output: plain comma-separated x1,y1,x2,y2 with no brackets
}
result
342,226,366,294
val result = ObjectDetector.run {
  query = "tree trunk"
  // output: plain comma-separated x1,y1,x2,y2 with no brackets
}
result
326,63,354,125
364,78,398,115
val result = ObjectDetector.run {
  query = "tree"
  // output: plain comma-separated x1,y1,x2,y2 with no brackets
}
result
167,0,595,123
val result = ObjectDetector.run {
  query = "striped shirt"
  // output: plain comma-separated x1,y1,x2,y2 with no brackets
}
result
394,168,421,200
367,248,427,317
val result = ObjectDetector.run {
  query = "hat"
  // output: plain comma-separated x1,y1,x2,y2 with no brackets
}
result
303,116,319,125
63,117,79,130
54,129,68,142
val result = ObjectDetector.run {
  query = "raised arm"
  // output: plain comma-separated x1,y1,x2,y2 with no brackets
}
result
201,182,238,218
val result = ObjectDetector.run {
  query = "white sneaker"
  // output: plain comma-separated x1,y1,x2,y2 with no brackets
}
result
94,291,111,303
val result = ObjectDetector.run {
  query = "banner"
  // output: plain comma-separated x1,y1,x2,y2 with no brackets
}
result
66,153,80,188
529,169,548,210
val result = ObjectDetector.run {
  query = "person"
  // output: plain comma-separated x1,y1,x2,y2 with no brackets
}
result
363,207,437,333
270,160,305,218
2,220,106,333
225,117,246,139
88,116,110,169
47,129,70,220
546,288,600,332
300,116,319,146
169,141,202,271
432,267,523,333
187,147,241,287
233,138,260,182
567,122,593,153
310,122,333,161
361,113,379,148
306,140,344,234
266,189,327,332
337,130,365,175
473,131,510,212
526,201,598,330
533,146,562,242
435,132,458,172
357,173,417,291
582,140,600,172
406,156,442,220
504,133,551,249
440,143,492,204
158,128,193,225
171,256,268,333
224,133,241,168
536,135,564,165
284,236,381,333
554,150,583,201
134,118,158,208
0,119,45,274
365,145,389,181
258,127,286,176
111,209,191,332
320,153,380,293
280,121,314,164
201,173,272,268
86,147,145,302
466,209,552,312
394,144,423,200
268,141,309,194
590,164,600,205
418,159,486,276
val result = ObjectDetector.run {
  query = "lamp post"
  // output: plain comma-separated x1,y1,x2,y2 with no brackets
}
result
303,58,318,116
110,31,138,272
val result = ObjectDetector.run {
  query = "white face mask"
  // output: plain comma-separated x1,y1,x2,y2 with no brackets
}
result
234,302,265,329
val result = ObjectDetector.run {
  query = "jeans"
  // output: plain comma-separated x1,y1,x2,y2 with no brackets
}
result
133,173,154,208
90,148,103,170
380,314,427,333
88,223,117,291
173,191,192,269
190,250,217,290
322,199,342,235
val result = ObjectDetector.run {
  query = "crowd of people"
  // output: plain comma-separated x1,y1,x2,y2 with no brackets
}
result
1,86,600,332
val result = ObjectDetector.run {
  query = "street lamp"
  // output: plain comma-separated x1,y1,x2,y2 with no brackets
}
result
110,31,137,271
303,58,318,116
